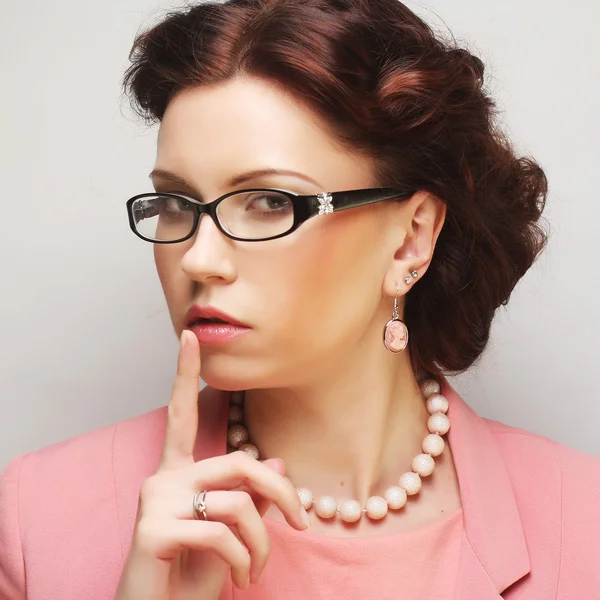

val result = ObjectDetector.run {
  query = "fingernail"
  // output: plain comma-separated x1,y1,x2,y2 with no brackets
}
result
301,508,310,529
180,330,188,348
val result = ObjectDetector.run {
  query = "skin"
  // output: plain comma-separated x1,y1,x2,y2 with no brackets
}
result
152,75,460,537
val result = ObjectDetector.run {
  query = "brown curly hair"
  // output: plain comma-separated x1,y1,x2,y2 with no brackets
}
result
122,0,549,379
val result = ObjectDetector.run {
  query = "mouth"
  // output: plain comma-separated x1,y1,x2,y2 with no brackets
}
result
185,308,252,345
189,317,233,326
184,304,251,329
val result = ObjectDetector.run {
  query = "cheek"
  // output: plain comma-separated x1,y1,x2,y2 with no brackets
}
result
301,211,383,294
154,246,172,293
154,246,187,325
258,213,383,348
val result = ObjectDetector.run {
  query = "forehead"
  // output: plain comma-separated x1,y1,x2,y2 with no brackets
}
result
155,76,374,191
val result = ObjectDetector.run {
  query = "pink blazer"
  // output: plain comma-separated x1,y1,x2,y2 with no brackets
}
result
1,378,599,599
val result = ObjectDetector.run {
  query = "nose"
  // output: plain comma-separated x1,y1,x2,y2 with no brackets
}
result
180,213,237,284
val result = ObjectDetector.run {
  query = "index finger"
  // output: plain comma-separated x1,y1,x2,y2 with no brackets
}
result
159,329,201,471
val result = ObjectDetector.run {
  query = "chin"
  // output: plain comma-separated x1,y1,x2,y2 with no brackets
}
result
199,353,272,391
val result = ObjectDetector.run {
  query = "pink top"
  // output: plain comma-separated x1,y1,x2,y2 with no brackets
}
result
235,507,463,599
1,377,600,599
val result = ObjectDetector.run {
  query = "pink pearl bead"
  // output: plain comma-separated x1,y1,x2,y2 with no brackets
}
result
412,453,435,476
399,471,422,495
366,496,388,520
339,500,362,523
228,405,244,424
230,391,244,405
384,486,408,509
426,394,449,415
427,413,450,435
422,433,445,456
315,496,338,519
227,424,248,448
239,443,259,460
297,488,313,511
421,379,441,397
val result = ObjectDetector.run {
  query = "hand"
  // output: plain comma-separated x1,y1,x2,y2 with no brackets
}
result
114,330,309,600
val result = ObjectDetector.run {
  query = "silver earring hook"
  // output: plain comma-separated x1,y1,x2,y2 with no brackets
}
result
392,286,400,320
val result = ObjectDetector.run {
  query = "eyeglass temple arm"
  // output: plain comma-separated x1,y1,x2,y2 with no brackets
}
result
305,187,417,215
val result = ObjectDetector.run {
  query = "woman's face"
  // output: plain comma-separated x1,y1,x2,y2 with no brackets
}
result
153,76,420,390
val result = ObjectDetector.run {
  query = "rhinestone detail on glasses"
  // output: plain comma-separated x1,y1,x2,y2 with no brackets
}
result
317,193,334,215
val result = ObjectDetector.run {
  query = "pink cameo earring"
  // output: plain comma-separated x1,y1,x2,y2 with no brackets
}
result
383,270,418,353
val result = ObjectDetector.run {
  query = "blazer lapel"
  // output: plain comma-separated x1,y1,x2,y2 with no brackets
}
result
442,377,531,598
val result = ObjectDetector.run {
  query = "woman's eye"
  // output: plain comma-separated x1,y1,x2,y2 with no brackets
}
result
164,197,191,211
248,194,292,211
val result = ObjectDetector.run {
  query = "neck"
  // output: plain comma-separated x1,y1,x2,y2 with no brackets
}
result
243,348,430,506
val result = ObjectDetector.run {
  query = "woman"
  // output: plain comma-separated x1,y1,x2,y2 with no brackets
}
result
1,0,599,598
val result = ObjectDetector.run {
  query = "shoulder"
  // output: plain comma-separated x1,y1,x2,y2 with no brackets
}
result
484,416,600,483
0,383,228,490
1,405,168,486
0,402,175,549
0,406,168,598
483,417,600,582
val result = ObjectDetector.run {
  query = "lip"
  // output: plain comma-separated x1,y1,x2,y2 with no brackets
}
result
187,321,251,345
184,304,251,329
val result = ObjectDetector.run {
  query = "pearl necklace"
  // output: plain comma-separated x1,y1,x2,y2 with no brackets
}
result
226,378,450,523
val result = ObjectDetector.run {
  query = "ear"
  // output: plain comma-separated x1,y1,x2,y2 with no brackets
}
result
382,191,446,298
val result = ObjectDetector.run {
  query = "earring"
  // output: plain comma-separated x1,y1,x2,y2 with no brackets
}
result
383,271,418,353
404,270,419,285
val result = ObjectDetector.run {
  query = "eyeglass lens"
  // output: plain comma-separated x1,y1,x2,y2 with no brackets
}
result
131,191,295,241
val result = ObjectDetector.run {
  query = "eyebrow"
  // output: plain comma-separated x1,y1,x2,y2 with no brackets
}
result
148,168,322,189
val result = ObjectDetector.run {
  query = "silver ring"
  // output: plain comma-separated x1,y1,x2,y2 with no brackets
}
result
193,490,208,521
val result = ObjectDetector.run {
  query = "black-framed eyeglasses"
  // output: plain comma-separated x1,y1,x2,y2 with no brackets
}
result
126,186,417,243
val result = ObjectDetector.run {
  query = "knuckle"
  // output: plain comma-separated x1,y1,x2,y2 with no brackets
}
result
167,398,184,421
138,474,177,516
135,518,164,552
230,450,253,473
209,522,232,545
232,491,254,513
229,450,247,466
138,481,154,506
139,475,161,502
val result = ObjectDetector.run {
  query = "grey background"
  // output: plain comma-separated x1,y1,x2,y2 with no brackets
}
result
1,0,598,469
